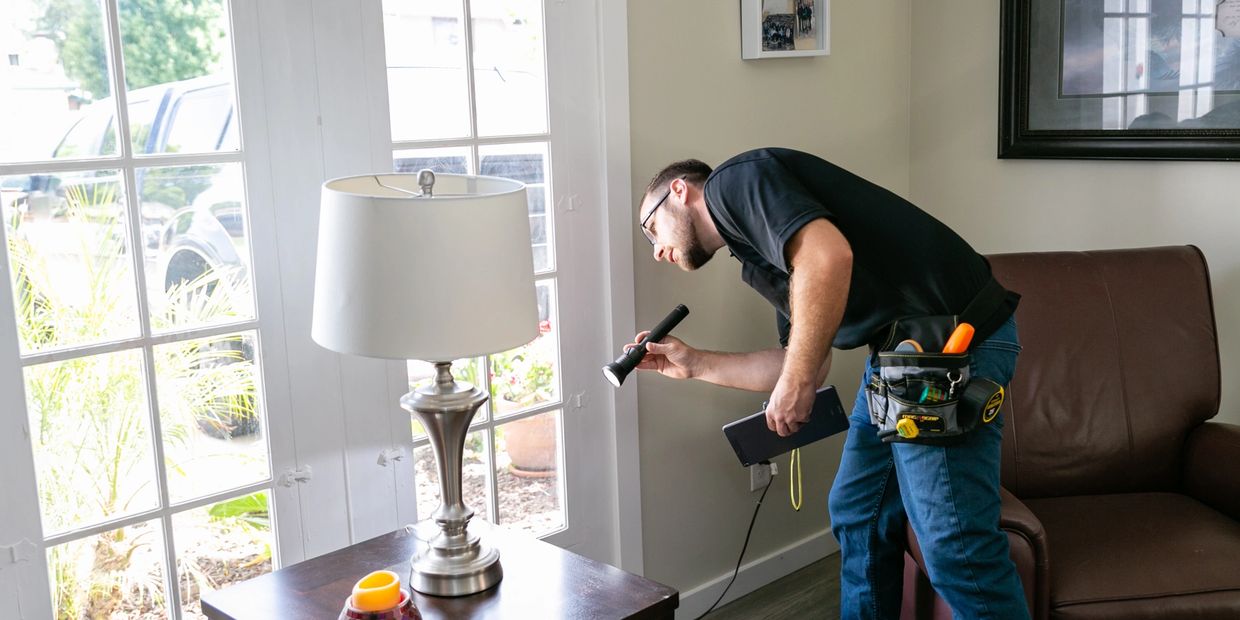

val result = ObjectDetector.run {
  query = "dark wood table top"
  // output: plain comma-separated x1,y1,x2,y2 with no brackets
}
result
202,524,678,619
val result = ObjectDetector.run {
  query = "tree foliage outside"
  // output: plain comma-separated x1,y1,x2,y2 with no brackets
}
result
34,0,225,101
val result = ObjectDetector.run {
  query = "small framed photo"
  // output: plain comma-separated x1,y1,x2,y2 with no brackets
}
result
741,0,830,60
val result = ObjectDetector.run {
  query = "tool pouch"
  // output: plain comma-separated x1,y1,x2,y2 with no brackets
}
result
865,316,1005,445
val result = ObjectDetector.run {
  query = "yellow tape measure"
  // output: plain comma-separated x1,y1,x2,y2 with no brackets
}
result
982,386,1005,423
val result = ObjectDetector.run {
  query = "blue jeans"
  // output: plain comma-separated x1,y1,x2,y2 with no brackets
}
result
827,316,1029,619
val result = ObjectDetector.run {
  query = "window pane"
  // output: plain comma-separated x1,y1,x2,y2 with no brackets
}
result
414,430,492,523
126,92,161,156
0,0,119,163
479,142,553,273
48,520,168,619
384,0,471,141
471,0,548,136
393,146,471,174
490,279,558,416
407,357,486,438
495,410,564,536
162,82,240,154
4,169,140,354
25,349,159,535
155,331,268,504
117,0,238,156
139,163,255,333
174,493,274,619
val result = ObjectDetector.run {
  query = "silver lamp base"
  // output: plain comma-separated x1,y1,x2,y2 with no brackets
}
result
401,361,503,597
408,519,503,597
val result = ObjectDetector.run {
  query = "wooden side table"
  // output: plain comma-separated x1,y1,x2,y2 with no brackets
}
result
202,524,678,619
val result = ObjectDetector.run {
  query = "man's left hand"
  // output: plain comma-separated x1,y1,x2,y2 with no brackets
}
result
766,376,816,437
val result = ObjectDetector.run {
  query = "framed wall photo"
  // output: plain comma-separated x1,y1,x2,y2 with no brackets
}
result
741,0,830,59
1000,0,1240,160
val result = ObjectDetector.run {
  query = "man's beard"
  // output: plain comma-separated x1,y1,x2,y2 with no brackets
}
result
676,219,714,271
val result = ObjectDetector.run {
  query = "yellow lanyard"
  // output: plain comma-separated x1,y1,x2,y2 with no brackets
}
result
789,448,802,511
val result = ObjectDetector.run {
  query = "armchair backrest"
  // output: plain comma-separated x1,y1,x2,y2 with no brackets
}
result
988,246,1220,499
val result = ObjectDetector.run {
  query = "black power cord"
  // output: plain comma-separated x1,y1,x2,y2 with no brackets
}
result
694,466,775,619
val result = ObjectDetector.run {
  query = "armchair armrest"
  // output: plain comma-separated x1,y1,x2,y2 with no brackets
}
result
999,486,1044,542
999,487,1049,620
1183,422,1240,520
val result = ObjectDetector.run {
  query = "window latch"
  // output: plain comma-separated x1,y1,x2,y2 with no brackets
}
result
1,539,36,569
278,465,314,487
377,447,406,467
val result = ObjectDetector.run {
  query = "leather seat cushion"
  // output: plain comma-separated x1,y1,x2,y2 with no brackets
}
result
1025,493,1240,619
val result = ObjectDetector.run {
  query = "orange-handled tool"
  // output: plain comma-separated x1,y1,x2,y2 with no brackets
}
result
942,323,975,354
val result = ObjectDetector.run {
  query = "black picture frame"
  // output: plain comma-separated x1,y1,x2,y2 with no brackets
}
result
1000,0,1240,160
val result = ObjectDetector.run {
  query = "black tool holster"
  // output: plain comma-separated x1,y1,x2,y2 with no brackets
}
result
865,279,1016,445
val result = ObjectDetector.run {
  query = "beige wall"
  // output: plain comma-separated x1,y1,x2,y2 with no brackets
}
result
626,0,912,593
626,0,1238,600
908,0,1239,426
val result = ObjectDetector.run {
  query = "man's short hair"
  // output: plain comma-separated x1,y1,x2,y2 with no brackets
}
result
644,159,713,198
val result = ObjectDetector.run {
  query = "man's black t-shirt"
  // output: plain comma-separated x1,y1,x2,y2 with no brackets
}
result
703,147,1000,350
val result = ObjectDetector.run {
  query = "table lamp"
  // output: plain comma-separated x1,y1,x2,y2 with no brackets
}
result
311,170,538,597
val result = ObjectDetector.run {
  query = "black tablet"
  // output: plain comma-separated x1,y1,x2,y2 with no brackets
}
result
722,385,849,467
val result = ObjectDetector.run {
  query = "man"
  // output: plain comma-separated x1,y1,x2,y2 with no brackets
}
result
630,148,1028,619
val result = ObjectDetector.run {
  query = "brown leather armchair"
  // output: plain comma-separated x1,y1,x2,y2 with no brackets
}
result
901,246,1240,619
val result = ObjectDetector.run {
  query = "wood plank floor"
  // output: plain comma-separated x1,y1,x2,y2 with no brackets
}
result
702,552,840,619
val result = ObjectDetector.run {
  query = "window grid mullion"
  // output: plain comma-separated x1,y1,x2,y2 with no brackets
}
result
158,514,181,617
40,478,274,547
0,151,244,178
138,339,183,614
481,351,493,418
390,133,552,152
19,319,261,367
485,426,499,525
462,0,480,140
102,0,134,162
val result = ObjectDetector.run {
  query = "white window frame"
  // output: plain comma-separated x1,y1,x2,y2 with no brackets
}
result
1,1,641,613
358,0,642,565
0,1,305,616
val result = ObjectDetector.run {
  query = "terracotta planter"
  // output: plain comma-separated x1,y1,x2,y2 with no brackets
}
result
503,412,557,476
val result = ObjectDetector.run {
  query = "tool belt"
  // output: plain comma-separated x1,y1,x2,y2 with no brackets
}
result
865,278,1017,445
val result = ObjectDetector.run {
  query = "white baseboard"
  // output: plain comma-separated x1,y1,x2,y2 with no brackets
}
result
676,528,839,619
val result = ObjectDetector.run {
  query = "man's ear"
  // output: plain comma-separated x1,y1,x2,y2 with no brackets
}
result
670,177,686,201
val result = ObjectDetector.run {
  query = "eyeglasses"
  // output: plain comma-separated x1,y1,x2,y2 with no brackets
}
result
640,177,682,246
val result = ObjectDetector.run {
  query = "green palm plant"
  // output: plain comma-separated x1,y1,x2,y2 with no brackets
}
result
5,181,262,618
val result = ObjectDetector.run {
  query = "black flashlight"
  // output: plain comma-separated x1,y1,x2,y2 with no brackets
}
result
603,304,690,388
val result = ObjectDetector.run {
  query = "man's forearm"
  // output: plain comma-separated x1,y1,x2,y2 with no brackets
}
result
692,348,786,392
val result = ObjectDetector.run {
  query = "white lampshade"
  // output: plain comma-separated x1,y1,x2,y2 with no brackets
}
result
311,173,539,361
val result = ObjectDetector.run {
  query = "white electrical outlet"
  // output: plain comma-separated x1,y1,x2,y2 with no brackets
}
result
749,462,772,491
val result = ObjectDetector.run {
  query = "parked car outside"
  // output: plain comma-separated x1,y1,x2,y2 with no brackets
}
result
3,73,242,278
3,73,257,438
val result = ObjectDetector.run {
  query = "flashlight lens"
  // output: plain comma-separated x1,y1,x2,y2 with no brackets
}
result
602,366,621,388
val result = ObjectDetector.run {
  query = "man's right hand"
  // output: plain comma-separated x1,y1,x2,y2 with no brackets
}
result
626,331,699,380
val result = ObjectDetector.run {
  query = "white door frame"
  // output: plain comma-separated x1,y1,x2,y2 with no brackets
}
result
0,1,308,615
0,4,644,615
344,0,645,568
595,0,644,576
